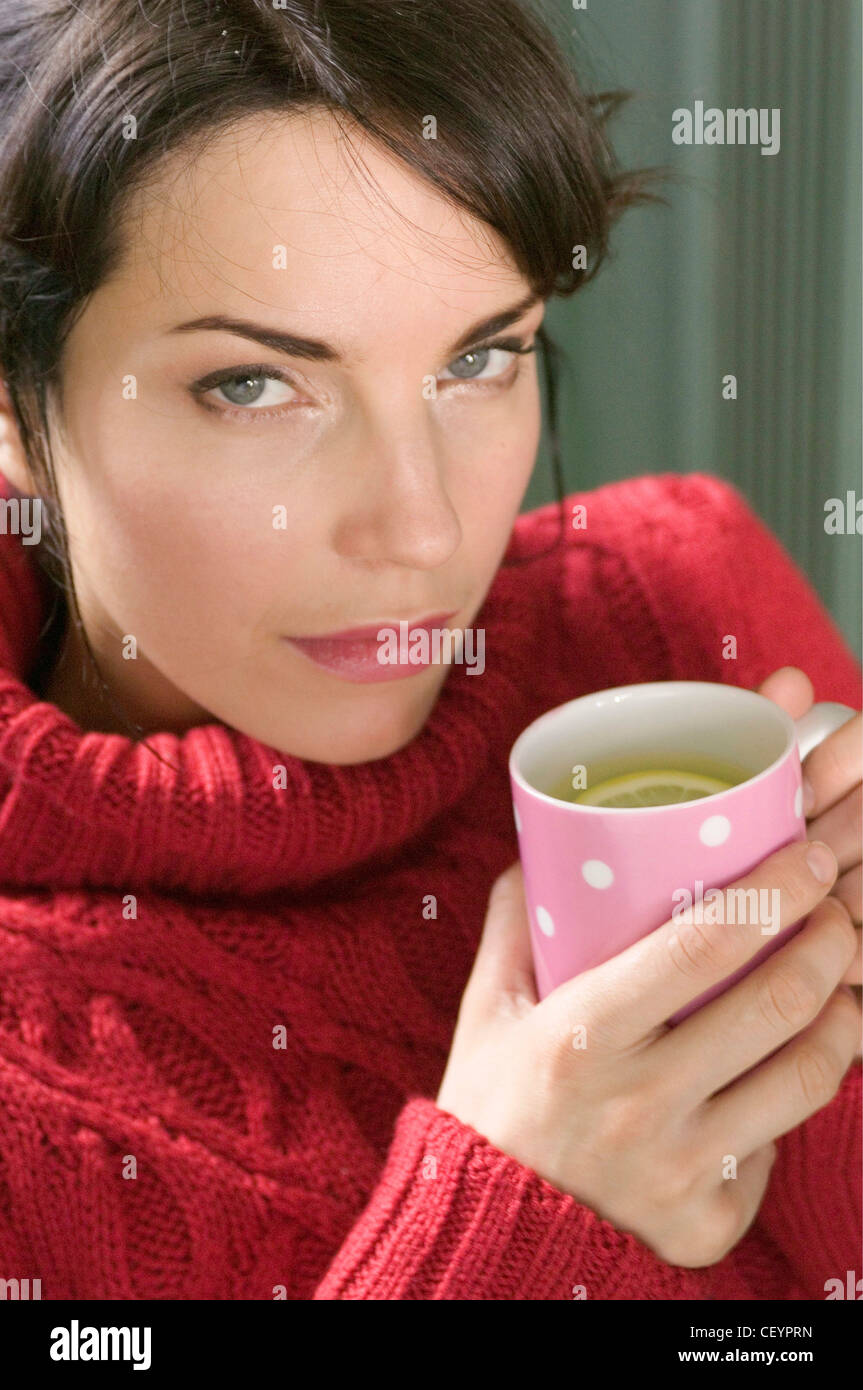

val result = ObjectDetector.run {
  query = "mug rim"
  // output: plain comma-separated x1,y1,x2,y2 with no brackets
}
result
508,680,798,815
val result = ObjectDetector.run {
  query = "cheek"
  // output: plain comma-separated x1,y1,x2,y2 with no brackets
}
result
73,488,314,650
448,380,540,517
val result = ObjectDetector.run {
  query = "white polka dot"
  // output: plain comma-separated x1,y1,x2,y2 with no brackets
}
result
513,804,522,834
699,814,731,846
536,905,555,937
793,786,803,819
582,859,614,889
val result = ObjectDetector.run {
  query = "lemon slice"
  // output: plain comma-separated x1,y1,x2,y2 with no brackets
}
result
574,768,732,808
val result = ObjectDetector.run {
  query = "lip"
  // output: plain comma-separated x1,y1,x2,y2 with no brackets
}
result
283,611,459,683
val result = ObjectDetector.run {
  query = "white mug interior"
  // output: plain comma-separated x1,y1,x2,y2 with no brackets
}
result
510,681,795,805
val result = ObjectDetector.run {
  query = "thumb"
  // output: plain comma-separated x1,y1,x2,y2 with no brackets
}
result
463,860,539,1018
756,665,814,720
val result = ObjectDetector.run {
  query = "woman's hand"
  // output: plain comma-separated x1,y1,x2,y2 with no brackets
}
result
437,843,860,1269
757,667,861,985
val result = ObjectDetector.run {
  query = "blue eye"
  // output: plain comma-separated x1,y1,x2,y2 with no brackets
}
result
439,339,536,383
443,348,498,380
211,372,297,409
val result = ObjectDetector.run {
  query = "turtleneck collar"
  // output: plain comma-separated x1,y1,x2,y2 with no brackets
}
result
0,492,554,897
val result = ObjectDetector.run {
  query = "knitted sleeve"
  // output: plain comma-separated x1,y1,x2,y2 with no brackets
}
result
312,1096,811,1299
0,1071,808,1301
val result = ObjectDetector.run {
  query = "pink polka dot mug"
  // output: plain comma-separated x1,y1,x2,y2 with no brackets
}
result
508,681,856,1024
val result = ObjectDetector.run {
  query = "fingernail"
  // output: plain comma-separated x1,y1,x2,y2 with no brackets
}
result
806,841,836,883
802,777,816,814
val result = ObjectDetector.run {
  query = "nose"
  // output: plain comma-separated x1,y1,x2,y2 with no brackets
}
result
331,407,463,570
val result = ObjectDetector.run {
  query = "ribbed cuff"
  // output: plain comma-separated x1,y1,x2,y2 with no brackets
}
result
757,1063,862,1298
314,1097,761,1300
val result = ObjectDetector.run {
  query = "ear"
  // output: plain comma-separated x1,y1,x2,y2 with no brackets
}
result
0,374,37,495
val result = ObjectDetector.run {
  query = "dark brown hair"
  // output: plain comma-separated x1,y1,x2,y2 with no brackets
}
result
0,0,662,745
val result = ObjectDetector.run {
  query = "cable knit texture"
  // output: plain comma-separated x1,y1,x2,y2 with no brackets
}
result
0,469,859,1300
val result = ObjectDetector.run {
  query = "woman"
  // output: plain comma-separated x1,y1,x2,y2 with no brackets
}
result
0,0,859,1300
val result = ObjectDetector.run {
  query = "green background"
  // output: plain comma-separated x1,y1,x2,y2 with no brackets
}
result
525,0,862,659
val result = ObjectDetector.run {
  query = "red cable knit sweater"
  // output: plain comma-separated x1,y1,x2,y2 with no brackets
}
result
0,470,860,1301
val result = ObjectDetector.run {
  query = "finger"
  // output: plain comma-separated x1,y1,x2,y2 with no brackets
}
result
757,666,815,720
805,783,862,873
566,839,839,1044
801,711,862,817
839,925,861,986
831,862,861,926
732,1141,781,1235
700,986,861,1157
647,895,857,1106
463,861,538,1018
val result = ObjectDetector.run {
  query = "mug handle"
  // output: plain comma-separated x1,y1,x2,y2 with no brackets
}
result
793,701,858,761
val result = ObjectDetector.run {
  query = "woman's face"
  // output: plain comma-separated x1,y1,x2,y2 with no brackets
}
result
7,108,544,763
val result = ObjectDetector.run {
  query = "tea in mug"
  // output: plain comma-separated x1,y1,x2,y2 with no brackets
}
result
549,753,752,808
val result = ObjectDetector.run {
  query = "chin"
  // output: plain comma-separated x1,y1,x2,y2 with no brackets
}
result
330,729,425,765
319,695,436,766
253,672,445,766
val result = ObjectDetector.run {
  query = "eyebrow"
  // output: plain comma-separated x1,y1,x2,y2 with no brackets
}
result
167,291,542,363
